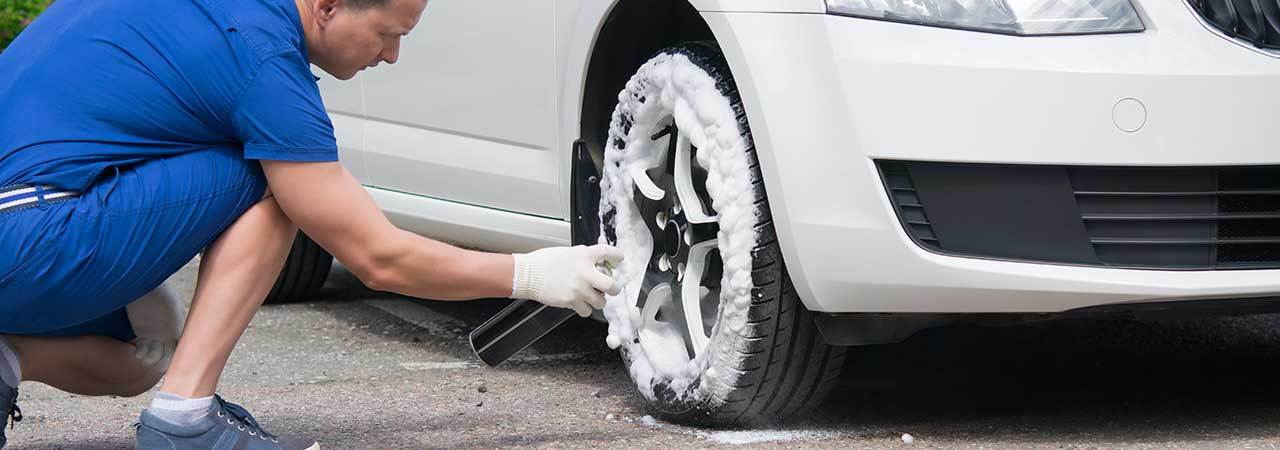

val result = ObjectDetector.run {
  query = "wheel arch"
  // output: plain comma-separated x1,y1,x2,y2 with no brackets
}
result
563,1,823,312
561,0,716,245
576,0,716,163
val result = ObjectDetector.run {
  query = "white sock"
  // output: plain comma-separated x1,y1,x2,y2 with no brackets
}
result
0,337,20,388
148,392,215,426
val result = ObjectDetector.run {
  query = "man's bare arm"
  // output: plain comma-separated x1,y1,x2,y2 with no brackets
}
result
260,160,514,300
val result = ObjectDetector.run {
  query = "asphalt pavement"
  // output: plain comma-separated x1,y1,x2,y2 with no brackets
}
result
13,258,1280,449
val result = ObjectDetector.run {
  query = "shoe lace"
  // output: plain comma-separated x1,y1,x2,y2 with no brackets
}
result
5,389,20,431
7,403,20,429
215,396,277,442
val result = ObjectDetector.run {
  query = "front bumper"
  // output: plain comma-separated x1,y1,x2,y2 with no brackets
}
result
702,3,1280,313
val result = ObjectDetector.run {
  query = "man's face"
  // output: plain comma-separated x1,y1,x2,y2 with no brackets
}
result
306,0,427,80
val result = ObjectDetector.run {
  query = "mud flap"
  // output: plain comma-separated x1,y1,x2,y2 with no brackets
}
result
469,140,603,367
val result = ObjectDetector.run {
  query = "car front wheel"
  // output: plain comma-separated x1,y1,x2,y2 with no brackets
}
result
597,42,846,426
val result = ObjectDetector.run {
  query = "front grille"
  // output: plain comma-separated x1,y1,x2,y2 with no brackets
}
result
1188,0,1280,50
1073,167,1280,269
878,161,1280,270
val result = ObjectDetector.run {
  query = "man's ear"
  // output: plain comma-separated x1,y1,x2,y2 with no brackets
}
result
314,0,342,28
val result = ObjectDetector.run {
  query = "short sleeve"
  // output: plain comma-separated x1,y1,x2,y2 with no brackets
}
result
231,51,338,162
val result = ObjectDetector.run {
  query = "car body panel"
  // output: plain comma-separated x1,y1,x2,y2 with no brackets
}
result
359,0,562,218
316,72,368,181
368,185,570,253
703,3,1280,313
324,0,1280,314
687,0,823,13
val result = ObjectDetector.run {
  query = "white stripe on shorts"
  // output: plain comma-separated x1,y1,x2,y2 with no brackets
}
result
0,186,37,202
0,188,77,211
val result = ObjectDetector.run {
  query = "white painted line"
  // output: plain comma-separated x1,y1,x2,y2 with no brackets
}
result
505,352,591,363
400,361,477,371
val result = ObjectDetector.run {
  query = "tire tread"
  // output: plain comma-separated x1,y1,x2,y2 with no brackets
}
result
264,232,334,304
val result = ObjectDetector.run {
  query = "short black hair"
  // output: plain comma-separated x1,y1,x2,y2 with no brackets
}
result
345,0,390,9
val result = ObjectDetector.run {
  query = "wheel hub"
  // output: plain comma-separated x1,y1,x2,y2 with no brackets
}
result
663,219,682,261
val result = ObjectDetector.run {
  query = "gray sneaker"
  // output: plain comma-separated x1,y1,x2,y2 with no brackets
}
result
0,385,20,449
135,395,317,450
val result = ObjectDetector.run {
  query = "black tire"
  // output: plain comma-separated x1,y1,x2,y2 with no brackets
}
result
599,42,846,426
264,231,333,304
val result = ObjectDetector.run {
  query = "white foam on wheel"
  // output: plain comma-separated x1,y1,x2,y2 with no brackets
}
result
598,51,758,405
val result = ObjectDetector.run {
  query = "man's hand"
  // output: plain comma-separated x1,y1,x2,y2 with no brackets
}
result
125,282,187,372
513,244,625,317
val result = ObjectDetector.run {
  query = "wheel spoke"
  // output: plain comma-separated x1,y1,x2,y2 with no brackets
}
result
629,124,673,202
630,164,665,201
667,285,698,360
630,117,727,364
674,133,718,224
677,238,718,356
632,189,665,239
636,264,675,311
639,282,670,325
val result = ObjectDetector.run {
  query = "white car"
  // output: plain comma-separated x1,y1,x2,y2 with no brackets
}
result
269,0,1280,426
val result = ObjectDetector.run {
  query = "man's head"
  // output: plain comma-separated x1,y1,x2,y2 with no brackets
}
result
295,0,428,80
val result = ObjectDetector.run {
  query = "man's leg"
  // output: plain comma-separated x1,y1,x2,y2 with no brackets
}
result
1,194,294,399
5,334,161,397
159,192,296,398
0,147,311,447
1,286,177,398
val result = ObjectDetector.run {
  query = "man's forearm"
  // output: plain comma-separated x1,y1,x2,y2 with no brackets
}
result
365,228,515,301
261,161,516,301
259,160,622,304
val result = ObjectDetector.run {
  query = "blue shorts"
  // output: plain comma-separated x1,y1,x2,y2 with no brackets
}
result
0,146,268,341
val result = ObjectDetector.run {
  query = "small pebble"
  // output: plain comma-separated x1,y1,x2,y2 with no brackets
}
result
592,390,603,398
475,401,483,407
902,433,914,444
477,384,488,393
605,413,616,421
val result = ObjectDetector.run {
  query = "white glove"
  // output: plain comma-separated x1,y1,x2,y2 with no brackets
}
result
512,244,625,317
125,282,187,372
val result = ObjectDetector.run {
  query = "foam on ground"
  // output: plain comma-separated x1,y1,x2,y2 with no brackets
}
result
635,415,840,445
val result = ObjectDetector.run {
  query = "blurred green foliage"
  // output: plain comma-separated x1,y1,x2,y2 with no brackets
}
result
1,0,51,51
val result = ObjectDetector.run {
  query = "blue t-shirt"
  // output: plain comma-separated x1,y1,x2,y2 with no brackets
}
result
0,0,338,191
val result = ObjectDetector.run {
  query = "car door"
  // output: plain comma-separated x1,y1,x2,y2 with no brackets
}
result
360,0,561,219
316,71,368,182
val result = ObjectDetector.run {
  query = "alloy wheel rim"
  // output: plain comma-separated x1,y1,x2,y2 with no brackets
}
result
630,118,724,363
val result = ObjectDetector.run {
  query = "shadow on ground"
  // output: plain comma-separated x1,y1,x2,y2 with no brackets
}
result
300,263,618,369
294,265,1280,444
811,314,1280,443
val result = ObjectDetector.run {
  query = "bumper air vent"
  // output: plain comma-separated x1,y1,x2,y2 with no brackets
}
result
877,161,1280,270
879,162,941,252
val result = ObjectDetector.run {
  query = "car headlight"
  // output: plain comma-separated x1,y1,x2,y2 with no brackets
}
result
826,0,1145,35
